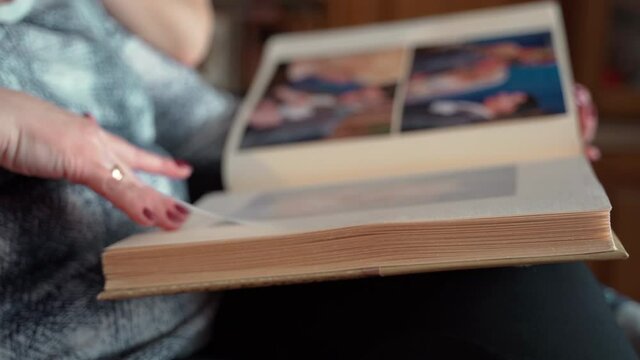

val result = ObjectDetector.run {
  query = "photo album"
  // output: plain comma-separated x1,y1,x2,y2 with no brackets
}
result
98,2,627,300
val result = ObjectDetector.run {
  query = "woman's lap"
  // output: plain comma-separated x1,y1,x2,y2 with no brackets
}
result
202,262,637,360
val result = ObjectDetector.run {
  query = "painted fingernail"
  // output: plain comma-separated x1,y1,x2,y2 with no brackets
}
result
174,159,192,168
143,208,155,222
167,210,185,222
82,112,97,124
175,203,189,215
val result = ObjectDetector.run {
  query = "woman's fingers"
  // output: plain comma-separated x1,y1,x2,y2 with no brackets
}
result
82,113,192,178
74,114,191,229
575,83,597,142
0,94,190,230
586,145,601,162
574,84,600,160
104,131,193,179
80,158,189,230
155,196,190,229
102,179,188,231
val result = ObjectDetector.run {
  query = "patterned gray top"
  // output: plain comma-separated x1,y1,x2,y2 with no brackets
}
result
0,1,234,359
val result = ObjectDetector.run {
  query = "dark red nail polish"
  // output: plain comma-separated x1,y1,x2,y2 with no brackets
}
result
175,204,189,215
82,112,97,123
174,159,192,168
143,208,155,222
167,210,184,222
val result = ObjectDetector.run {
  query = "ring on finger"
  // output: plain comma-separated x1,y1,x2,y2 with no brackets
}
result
110,164,125,182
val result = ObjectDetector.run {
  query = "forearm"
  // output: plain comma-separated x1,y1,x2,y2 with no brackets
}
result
103,0,214,67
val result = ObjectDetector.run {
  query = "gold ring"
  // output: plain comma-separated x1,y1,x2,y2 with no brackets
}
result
110,165,124,182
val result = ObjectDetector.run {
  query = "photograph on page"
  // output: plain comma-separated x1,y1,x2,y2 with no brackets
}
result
402,31,566,132
241,48,406,149
224,4,582,192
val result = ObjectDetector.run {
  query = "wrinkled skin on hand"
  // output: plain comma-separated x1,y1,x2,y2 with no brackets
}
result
0,88,190,230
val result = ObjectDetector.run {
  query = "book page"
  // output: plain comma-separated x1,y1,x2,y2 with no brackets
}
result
223,2,582,192
111,156,610,249
202,156,609,231
224,165,516,221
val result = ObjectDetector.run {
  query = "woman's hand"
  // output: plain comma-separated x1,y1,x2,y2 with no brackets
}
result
0,88,190,230
575,84,601,161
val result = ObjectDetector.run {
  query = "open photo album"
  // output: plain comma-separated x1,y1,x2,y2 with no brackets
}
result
98,2,627,300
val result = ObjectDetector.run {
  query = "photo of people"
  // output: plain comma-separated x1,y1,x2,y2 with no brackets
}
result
402,32,566,132
241,48,405,149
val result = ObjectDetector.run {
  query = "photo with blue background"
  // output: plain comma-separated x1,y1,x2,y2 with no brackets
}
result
403,32,566,132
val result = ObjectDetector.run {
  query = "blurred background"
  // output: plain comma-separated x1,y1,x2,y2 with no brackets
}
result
201,0,640,300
